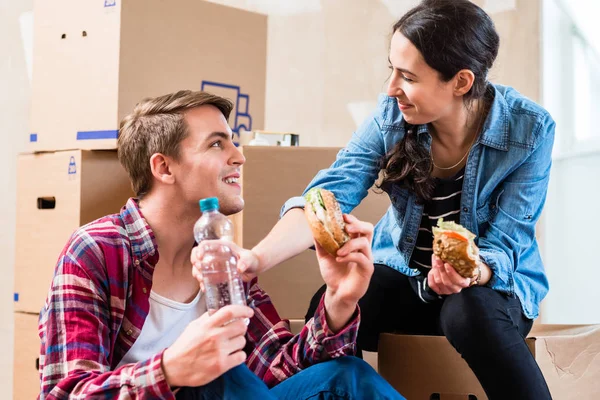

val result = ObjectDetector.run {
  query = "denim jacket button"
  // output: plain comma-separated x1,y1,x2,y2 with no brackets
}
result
462,207,469,212
406,237,414,243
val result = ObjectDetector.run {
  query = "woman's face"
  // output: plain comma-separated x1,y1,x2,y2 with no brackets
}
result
387,31,459,125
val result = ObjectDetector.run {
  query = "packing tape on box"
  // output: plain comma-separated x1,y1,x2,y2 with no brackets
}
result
76,130,119,140
29,130,119,142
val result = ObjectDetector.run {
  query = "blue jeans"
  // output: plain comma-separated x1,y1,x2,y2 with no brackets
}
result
175,356,405,400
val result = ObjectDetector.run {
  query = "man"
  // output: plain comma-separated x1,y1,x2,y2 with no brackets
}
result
38,90,404,399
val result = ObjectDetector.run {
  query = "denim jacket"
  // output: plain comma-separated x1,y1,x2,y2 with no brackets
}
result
282,84,555,319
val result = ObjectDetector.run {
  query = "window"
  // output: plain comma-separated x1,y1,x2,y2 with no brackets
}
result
543,0,600,158
573,30,600,142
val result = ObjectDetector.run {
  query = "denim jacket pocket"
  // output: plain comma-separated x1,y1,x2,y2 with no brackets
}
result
476,188,504,227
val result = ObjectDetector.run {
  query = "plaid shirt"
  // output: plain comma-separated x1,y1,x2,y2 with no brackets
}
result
38,198,359,399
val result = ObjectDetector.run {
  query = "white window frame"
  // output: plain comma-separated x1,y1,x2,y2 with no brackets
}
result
542,0,600,161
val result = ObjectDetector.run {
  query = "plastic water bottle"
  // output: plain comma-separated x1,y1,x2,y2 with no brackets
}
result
194,197,246,315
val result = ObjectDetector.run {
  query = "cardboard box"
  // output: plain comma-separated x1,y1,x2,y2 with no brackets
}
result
289,319,304,335
528,324,600,400
29,0,267,151
378,325,600,400
13,312,41,400
14,150,134,313
232,146,390,319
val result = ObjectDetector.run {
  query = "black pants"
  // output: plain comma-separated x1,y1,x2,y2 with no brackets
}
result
306,264,552,400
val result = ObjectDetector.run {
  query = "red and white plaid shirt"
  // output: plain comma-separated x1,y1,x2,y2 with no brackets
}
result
38,198,359,399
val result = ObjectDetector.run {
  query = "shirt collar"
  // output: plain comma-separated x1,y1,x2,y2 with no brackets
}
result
407,84,509,151
477,84,509,151
121,198,159,266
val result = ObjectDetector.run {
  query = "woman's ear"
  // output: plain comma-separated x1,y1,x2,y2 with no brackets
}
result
453,69,475,97
149,153,175,185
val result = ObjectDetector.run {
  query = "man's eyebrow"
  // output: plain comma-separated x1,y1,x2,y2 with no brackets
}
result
204,131,233,142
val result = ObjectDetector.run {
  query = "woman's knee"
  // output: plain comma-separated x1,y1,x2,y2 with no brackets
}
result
439,287,499,343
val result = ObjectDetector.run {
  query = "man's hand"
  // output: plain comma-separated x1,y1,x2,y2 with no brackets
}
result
317,214,374,333
162,304,254,388
191,241,260,287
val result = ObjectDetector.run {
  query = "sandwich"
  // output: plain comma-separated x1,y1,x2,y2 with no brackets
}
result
432,219,480,279
304,188,350,256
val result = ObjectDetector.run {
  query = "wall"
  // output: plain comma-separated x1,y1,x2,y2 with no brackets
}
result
0,1,34,397
210,0,541,145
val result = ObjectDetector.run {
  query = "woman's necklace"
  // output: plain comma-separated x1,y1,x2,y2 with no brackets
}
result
430,133,478,170
431,102,487,171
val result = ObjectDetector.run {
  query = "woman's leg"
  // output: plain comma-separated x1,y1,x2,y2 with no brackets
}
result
269,357,405,400
439,286,551,400
305,265,442,354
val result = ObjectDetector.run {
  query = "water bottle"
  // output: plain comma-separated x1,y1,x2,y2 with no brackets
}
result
194,197,246,315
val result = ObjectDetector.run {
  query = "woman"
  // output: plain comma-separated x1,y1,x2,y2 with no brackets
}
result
236,0,554,398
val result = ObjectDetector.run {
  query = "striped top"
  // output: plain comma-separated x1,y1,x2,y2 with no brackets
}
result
409,167,465,302
38,198,359,399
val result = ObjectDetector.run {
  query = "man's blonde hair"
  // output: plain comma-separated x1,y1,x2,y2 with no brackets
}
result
118,90,233,198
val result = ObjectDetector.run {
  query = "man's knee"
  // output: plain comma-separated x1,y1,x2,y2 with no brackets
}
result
328,356,375,374
315,357,405,399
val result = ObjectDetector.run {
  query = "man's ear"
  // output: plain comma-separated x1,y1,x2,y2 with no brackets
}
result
149,153,175,185
453,69,476,97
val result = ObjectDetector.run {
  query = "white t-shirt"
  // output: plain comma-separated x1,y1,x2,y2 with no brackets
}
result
117,289,207,367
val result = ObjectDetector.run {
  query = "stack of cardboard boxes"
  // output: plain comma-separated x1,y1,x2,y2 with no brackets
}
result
13,1,268,398
12,2,391,398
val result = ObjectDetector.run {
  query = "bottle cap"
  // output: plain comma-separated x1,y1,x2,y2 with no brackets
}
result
199,197,219,212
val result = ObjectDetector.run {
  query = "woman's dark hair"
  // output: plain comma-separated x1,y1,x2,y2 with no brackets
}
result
379,0,499,202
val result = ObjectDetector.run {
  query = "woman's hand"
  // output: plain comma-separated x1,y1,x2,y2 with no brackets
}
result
318,214,375,303
427,254,472,295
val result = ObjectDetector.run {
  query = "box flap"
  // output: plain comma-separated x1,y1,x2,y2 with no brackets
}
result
528,324,599,338
530,325,600,400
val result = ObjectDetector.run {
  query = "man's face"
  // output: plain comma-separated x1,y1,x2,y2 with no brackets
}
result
171,105,245,216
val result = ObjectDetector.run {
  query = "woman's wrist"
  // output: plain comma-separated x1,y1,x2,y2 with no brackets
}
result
476,261,492,286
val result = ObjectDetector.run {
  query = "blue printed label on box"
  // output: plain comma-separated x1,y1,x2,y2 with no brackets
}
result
68,156,77,175
200,81,253,145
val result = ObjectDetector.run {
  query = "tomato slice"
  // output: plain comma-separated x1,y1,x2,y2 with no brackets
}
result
442,231,468,242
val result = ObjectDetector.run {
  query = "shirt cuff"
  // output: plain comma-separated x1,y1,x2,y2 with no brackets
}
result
133,350,175,399
311,293,360,358
479,247,514,295
280,196,306,218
